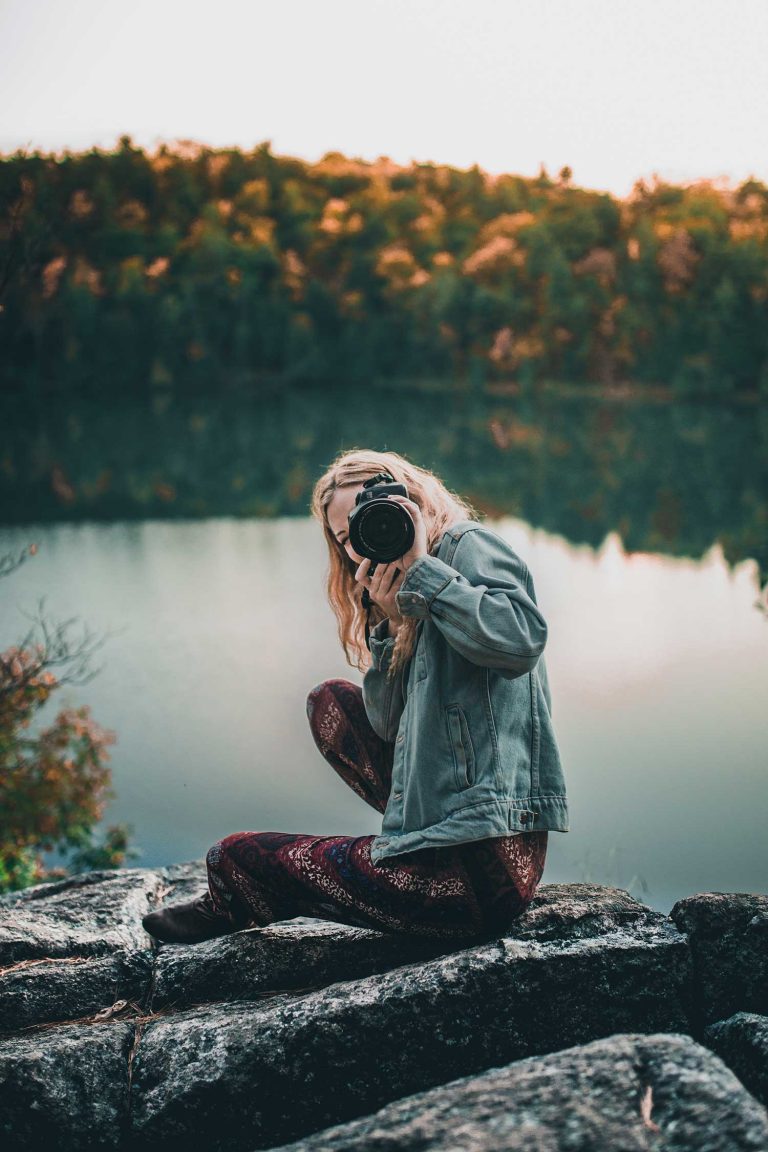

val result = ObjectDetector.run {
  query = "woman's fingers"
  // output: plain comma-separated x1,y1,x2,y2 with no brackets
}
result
354,559,405,626
357,560,403,609
356,559,393,585
385,495,428,567
372,562,401,596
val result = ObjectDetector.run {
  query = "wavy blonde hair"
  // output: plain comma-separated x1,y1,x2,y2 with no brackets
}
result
311,448,479,679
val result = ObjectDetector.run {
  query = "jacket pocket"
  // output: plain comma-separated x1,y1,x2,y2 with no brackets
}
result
445,704,476,792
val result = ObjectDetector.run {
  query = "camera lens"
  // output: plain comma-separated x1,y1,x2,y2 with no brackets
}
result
354,500,415,562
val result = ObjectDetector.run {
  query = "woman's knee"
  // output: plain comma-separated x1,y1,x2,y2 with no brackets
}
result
306,678,360,736
206,833,246,873
306,678,356,711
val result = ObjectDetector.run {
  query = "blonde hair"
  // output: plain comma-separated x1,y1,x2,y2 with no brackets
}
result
311,449,479,679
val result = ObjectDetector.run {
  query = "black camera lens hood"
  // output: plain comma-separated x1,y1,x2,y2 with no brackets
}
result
348,497,415,563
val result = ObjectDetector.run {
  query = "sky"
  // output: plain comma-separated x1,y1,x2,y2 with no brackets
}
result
1,0,766,197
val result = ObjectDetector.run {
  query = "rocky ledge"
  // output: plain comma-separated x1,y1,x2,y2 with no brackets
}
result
0,865,766,1151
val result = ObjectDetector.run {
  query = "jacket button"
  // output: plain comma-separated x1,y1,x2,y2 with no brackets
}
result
519,811,529,824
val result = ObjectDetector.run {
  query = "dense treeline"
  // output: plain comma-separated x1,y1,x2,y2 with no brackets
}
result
1,137,767,395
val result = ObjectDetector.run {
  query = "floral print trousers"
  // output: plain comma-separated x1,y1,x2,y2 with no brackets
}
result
205,679,548,941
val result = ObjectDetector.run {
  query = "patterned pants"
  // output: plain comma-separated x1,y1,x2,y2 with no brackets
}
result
205,679,548,941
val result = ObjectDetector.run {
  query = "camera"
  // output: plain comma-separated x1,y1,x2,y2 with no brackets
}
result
348,472,416,566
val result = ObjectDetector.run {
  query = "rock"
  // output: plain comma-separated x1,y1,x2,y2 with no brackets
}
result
130,921,690,1149
704,1012,768,1108
501,881,662,942
151,918,449,1011
267,1032,768,1152
0,949,153,1033
1,868,765,1152
0,869,165,965
155,860,209,906
0,1020,135,1148
151,883,669,1011
670,892,768,1025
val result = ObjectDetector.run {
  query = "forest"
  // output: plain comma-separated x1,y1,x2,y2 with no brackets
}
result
1,137,767,397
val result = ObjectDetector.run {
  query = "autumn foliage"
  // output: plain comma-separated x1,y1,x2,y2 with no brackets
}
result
0,551,135,892
1,139,767,397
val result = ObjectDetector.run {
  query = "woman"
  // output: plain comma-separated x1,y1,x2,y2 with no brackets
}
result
142,449,568,945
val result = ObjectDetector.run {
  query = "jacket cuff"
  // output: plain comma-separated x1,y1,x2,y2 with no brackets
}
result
395,555,458,620
369,617,396,671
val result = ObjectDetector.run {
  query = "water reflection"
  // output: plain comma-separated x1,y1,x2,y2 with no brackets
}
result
2,386,767,593
0,515,764,913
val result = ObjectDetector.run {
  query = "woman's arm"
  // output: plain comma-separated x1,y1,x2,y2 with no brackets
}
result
394,526,547,677
361,618,406,741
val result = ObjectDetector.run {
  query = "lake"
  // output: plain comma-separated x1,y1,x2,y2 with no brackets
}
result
1,507,765,915
1,384,766,913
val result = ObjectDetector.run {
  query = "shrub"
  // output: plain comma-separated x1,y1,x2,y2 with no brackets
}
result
0,545,138,892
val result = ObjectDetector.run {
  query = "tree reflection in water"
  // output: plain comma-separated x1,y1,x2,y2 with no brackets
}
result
1,384,766,599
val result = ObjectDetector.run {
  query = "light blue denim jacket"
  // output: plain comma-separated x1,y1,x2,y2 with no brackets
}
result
364,520,568,864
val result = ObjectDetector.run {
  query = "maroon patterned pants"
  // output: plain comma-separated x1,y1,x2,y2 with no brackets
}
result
205,679,548,941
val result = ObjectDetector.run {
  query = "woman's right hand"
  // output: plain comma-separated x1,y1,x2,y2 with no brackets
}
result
355,559,405,631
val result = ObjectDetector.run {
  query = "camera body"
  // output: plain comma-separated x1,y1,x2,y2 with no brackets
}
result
348,473,416,564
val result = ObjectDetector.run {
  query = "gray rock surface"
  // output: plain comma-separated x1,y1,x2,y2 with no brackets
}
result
670,892,768,1026
0,1020,135,1148
130,921,690,1149
0,868,165,964
704,1012,768,1108
499,881,663,941
151,882,661,1011
155,859,209,905
152,918,448,1010
268,1032,768,1152
0,947,153,1033
1,867,766,1152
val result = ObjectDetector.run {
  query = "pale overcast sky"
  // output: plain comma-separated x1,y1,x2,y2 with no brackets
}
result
1,0,766,196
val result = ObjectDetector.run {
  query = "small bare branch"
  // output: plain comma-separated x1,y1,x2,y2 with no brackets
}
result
0,594,123,702
0,544,38,579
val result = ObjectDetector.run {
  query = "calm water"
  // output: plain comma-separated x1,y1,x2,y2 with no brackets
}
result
1,514,765,914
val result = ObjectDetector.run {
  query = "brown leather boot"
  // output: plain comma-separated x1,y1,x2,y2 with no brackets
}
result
142,891,235,945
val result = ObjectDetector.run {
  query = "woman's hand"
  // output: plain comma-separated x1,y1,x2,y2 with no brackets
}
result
385,495,428,571
353,496,428,633
355,559,405,631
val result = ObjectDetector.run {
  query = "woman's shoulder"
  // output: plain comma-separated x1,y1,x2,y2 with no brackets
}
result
439,517,484,547
444,517,481,537
438,519,530,577
439,518,514,552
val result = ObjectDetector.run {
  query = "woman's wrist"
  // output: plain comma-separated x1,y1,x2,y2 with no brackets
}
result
387,618,402,638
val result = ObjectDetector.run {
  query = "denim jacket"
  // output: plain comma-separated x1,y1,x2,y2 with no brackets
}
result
363,520,568,864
